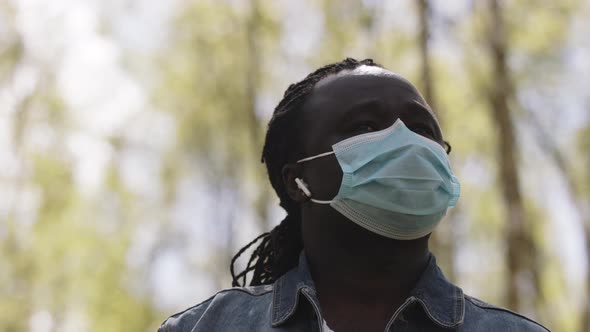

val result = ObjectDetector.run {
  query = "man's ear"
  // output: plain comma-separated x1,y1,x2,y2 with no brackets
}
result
282,163,308,203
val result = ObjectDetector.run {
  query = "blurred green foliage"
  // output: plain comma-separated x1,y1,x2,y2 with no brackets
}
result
0,1,589,331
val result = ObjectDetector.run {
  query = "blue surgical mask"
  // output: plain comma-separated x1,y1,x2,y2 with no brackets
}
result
295,119,460,240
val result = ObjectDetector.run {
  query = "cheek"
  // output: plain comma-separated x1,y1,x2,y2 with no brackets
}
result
302,157,343,199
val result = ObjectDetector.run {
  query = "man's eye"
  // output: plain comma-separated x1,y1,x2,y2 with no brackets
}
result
355,123,376,133
411,126,434,138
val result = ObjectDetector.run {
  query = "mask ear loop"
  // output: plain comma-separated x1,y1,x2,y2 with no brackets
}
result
297,151,334,163
294,178,332,204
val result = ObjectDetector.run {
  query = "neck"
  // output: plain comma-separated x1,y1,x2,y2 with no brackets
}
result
305,230,430,301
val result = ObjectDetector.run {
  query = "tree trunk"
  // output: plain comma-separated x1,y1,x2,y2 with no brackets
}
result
487,0,540,311
415,0,458,282
417,0,438,119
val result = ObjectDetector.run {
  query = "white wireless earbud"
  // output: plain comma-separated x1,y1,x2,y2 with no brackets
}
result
294,177,332,204
294,178,312,197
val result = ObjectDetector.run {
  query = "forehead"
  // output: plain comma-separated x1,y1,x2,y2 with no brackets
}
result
303,73,429,116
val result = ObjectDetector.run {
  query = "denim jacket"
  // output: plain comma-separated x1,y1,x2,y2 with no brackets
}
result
159,252,549,332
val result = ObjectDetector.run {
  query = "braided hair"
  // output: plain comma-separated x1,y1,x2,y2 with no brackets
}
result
230,58,381,287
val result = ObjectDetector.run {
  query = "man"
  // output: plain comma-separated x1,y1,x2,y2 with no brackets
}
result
159,58,548,332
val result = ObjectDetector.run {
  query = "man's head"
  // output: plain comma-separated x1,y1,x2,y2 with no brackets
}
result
231,58,449,286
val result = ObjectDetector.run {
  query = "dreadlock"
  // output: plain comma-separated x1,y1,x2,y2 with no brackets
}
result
230,58,381,287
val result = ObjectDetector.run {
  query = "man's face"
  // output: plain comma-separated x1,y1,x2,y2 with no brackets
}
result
296,73,443,254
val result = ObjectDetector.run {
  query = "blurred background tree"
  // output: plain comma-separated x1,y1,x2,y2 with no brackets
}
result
0,0,588,331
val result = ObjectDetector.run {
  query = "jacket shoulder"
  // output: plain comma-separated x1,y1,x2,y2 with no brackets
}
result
158,285,274,332
463,294,550,331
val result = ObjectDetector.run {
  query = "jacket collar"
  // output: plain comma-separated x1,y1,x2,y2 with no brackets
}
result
409,253,465,328
271,251,465,328
271,253,317,327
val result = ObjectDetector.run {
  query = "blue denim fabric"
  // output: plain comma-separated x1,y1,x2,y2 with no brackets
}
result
158,252,549,331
